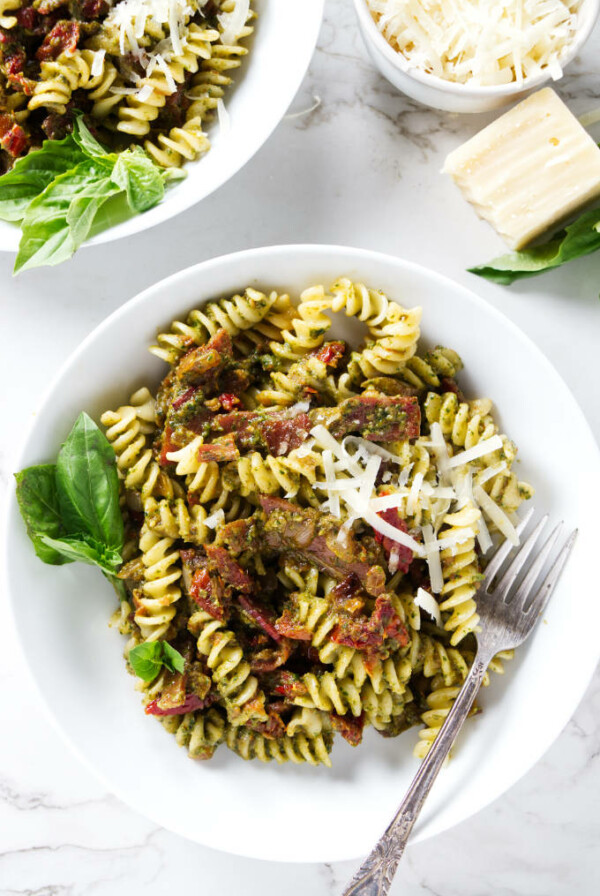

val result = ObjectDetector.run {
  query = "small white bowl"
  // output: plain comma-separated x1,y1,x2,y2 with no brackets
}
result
353,0,600,113
0,0,324,254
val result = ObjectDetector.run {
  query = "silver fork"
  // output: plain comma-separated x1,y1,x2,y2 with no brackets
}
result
342,511,577,896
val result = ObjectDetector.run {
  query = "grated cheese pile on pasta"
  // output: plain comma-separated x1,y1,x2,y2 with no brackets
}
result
367,0,582,86
0,0,253,170
102,278,533,766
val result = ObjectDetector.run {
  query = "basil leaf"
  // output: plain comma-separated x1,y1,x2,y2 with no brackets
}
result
129,641,186,682
109,574,128,603
15,465,71,565
66,177,121,247
111,148,166,213
55,413,124,550
128,642,164,682
162,641,186,674
39,534,122,574
5,111,181,272
15,158,118,272
72,116,113,159
470,208,600,284
0,134,83,222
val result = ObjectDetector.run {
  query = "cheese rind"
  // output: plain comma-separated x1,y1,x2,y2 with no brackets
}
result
444,88,600,249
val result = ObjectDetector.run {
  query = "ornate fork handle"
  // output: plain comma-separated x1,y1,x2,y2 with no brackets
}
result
343,646,494,896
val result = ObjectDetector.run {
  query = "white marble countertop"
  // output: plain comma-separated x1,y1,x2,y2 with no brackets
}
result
1,2,599,893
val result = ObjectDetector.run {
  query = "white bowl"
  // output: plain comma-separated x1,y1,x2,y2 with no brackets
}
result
353,0,600,113
0,1,324,254
4,245,600,862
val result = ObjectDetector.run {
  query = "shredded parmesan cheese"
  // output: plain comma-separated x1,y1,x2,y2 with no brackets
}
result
367,0,582,87
105,0,198,87
447,434,503,469
204,508,225,529
217,98,231,135
422,523,443,593
322,449,340,518
136,83,154,102
415,587,442,627
344,491,425,556
476,511,494,555
473,484,519,545
219,0,250,45
91,49,105,77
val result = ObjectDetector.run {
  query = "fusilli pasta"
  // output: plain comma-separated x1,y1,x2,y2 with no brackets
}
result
104,276,533,767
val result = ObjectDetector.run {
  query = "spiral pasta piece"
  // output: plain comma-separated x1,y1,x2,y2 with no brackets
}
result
134,524,183,641
348,652,412,697
150,288,279,364
223,448,321,499
225,726,332,766
438,504,482,646
413,684,463,759
232,293,299,357
100,387,178,500
144,496,211,544
295,672,363,717
258,353,340,408
277,564,320,595
285,707,330,738
395,346,463,391
190,609,268,726
328,277,392,329
271,284,332,363
28,50,119,115
0,0,21,29
345,305,422,381
407,629,468,684
144,115,210,168
3,91,28,125
164,436,226,502
289,587,412,696
361,681,408,730
162,707,226,760
425,392,497,450
478,466,535,515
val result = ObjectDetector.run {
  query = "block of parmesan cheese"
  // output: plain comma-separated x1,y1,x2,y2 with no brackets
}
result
444,89,600,250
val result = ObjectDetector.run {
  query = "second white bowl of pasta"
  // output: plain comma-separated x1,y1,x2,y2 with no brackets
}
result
0,1,324,265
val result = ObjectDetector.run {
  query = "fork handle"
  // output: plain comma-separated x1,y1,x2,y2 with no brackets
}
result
342,649,493,896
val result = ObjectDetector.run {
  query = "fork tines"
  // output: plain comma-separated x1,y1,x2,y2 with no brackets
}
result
482,510,577,639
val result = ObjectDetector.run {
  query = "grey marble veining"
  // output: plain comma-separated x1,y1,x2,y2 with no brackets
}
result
1,1,599,894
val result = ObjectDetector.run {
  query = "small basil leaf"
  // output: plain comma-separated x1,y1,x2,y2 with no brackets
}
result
15,465,70,565
470,208,600,284
128,641,186,682
108,574,128,603
72,116,113,159
128,642,164,682
111,148,165,213
39,534,121,574
55,412,124,550
0,134,83,222
161,641,186,674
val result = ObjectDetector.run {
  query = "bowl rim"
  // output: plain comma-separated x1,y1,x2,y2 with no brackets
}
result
353,0,600,97
4,244,600,861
